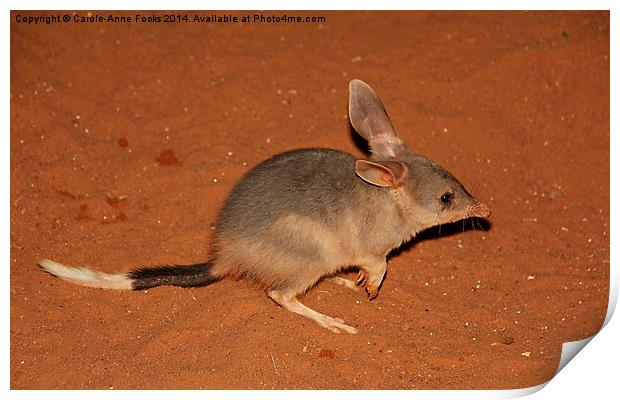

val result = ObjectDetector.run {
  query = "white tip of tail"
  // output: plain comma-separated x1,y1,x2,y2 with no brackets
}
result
39,259,133,290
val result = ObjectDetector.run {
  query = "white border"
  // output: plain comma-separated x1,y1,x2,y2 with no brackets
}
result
4,1,616,399
3,1,617,11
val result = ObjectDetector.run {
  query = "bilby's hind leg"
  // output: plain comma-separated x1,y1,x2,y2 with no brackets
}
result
268,289,358,334
328,276,360,292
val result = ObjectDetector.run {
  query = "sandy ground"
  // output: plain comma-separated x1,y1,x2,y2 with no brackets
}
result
10,11,609,389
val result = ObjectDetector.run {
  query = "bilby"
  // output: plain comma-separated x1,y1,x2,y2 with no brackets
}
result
40,80,490,334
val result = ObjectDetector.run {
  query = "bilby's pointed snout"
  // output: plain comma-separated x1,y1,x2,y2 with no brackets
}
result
468,201,491,218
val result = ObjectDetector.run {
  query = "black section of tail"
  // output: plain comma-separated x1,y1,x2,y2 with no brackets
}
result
128,260,218,290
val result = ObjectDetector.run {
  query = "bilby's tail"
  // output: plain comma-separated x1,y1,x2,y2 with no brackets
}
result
39,259,218,291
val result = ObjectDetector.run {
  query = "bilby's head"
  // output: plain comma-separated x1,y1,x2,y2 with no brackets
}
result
349,79,490,231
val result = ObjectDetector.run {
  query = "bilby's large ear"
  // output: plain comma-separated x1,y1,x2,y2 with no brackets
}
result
349,79,407,159
355,160,408,188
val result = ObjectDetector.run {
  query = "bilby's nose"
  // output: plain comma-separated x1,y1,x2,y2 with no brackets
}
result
468,201,490,218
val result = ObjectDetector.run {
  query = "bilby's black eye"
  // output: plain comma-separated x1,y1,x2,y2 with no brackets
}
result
440,192,453,204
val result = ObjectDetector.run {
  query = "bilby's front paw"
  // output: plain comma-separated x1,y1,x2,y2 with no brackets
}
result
356,270,367,286
356,271,380,299
365,284,379,300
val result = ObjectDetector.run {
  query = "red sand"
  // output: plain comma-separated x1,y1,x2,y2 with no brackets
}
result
10,11,609,389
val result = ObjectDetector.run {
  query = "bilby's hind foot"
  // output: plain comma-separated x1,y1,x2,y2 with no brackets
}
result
268,289,358,334
330,274,379,299
329,276,360,292
314,314,358,334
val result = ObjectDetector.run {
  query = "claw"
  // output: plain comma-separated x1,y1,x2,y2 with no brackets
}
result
366,285,379,300
356,271,367,286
